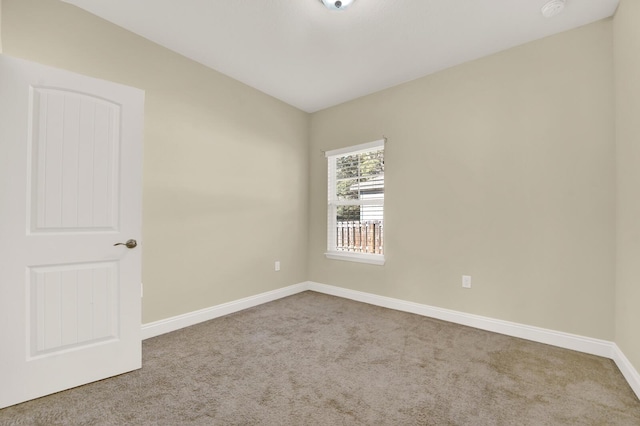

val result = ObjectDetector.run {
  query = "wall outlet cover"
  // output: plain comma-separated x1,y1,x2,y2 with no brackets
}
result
462,275,471,288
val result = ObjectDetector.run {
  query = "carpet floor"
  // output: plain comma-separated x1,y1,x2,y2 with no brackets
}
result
1,291,639,425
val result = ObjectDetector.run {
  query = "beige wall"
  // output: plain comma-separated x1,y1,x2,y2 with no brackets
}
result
614,0,640,374
309,20,616,340
1,0,310,323
1,0,630,357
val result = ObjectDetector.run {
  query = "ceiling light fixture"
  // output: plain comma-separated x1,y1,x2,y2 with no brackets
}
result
541,0,566,18
321,0,355,11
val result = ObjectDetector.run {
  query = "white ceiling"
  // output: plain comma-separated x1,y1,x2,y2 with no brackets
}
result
60,0,619,113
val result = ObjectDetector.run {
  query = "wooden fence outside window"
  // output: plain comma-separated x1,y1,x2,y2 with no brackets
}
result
335,221,383,254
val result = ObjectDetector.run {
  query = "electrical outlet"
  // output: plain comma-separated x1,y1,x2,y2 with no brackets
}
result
275,261,280,272
462,275,471,289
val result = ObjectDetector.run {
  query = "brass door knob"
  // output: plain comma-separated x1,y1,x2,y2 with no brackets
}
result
114,239,138,249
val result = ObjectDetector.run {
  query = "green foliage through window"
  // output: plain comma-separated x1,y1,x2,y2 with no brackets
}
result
335,150,384,204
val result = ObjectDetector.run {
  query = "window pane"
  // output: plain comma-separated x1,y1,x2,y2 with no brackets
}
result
337,205,360,221
336,179,359,200
358,175,384,196
336,155,360,180
360,204,383,222
359,150,384,177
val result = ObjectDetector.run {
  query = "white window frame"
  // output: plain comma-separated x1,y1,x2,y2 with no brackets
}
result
325,139,385,266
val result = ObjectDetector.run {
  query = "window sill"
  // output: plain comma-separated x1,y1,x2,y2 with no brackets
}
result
324,252,385,266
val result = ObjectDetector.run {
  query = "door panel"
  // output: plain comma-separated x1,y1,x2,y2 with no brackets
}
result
29,261,118,357
30,88,121,232
0,54,144,409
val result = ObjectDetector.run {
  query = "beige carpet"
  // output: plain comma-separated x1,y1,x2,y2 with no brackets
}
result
1,291,639,425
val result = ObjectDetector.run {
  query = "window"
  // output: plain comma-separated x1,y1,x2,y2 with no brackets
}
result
325,140,385,265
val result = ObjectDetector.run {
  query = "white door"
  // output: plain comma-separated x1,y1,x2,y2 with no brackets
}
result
0,54,144,409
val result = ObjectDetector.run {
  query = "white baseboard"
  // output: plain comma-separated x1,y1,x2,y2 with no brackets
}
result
141,282,309,339
612,344,640,398
307,282,615,358
309,281,640,399
140,280,639,400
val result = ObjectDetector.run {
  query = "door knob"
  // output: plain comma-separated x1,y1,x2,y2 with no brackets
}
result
114,239,137,249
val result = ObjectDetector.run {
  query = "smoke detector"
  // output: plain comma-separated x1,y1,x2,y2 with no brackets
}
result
320,0,355,11
541,0,566,18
